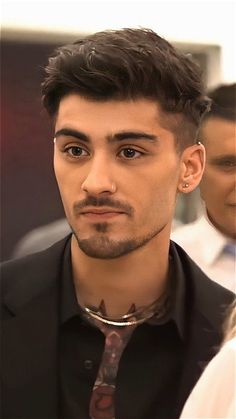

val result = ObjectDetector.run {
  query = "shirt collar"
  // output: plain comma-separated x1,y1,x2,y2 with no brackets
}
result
60,237,81,323
158,241,185,340
198,207,230,264
60,238,186,339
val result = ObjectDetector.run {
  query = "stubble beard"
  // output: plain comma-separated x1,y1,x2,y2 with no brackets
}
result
71,221,166,259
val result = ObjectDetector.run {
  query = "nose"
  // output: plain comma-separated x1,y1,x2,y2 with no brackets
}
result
81,155,116,195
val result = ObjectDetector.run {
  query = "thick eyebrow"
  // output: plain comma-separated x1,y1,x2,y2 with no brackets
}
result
54,128,90,142
54,128,158,143
108,131,159,143
209,154,236,164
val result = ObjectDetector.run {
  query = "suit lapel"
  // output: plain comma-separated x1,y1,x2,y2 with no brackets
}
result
3,288,59,418
176,308,221,416
2,236,71,419
171,241,232,417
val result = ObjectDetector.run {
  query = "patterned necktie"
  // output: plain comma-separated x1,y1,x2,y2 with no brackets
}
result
89,322,136,419
85,294,169,418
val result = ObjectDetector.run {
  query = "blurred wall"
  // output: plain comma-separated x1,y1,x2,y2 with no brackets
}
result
1,39,66,260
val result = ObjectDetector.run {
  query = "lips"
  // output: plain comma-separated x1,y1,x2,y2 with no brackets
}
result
80,207,124,214
79,207,125,220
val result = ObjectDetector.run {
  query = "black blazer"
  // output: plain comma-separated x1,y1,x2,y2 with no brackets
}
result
1,236,234,419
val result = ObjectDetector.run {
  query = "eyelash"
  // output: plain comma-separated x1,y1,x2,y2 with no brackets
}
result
63,146,89,158
63,146,145,160
217,161,236,170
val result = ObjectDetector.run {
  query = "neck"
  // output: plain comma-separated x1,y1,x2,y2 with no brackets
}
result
206,210,236,241
71,231,171,319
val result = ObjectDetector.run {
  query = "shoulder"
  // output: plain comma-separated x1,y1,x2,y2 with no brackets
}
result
1,235,71,311
171,241,235,326
180,337,236,418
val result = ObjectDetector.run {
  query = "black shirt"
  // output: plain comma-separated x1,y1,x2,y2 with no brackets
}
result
59,239,187,419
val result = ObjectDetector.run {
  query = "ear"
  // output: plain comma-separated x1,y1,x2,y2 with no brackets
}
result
177,143,205,194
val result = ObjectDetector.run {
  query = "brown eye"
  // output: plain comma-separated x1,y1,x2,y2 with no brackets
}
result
119,148,142,159
217,160,236,171
65,146,88,157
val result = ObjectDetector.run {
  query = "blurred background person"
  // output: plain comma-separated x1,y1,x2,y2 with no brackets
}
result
12,218,71,257
180,301,236,418
172,83,236,293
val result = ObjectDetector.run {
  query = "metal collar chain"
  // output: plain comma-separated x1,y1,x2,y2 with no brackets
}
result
82,291,169,327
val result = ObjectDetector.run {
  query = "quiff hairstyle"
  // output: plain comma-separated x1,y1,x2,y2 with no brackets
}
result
42,28,211,150
200,83,236,144
203,83,236,122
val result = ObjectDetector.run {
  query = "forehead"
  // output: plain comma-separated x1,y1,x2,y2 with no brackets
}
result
55,94,167,134
202,117,236,153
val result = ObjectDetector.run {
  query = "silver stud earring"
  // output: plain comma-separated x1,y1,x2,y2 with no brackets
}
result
183,183,189,188
196,140,201,145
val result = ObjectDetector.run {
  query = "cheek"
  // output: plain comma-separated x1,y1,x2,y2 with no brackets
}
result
201,170,232,203
154,168,180,203
54,166,68,197
53,154,64,185
54,161,77,209
54,155,78,190
135,176,178,217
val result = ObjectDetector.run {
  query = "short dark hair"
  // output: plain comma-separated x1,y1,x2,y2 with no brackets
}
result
42,28,210,149
203,83,236,122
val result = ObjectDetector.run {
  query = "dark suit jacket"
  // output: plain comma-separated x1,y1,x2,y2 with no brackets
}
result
1,236,234,419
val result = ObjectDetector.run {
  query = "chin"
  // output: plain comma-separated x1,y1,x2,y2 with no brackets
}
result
77,239,138,259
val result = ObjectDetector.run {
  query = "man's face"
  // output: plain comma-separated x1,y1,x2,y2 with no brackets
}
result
54,95,187,259
200,117,236,239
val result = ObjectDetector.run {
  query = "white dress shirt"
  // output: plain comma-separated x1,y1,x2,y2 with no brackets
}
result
180,337,236,418
171,215,236,293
